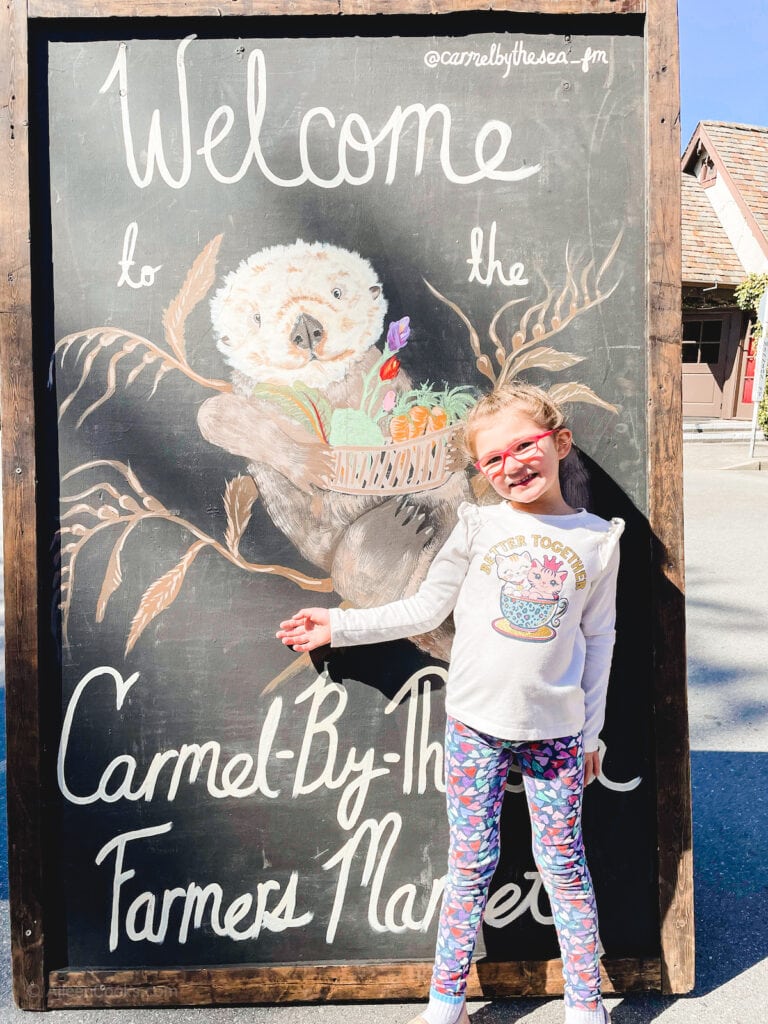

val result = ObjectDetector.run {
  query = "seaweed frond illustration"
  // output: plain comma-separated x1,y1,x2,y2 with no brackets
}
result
53,235,232,428
53,235,337,654
424,230,624,413
56,461,332,655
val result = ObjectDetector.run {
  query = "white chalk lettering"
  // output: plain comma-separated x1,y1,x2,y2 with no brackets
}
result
504,737,642,794
484,870,554,927
100,38,193,189
117,222,162,288
62,663,640,948
385,668,446,795
292,673,389,829
322,812,445,943
100,37,542,191
57,666,282,804
573,47,609,73
425,40,597,79
467,222,529,287
95,822,312,950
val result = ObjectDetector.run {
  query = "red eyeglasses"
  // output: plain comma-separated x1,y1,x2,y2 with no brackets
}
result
474,429,559,478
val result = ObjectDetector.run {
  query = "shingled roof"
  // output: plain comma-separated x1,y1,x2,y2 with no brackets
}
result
699,121,768,247
681,171,745,287
680,120,768,288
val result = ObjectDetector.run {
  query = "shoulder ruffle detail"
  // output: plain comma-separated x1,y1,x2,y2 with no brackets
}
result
600,516,625,569
456,500,482,537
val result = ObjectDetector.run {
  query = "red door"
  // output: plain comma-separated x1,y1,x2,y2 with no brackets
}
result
735,329,757,419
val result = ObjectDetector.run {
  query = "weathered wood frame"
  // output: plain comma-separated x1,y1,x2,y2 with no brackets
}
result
0,0,691,1010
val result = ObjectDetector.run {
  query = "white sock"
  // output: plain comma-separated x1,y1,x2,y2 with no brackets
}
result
419,992,465,1024
564,1003,609,1024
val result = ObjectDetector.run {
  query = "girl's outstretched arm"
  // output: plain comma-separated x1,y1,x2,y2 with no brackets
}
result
276,501,477,652
276,607,331,652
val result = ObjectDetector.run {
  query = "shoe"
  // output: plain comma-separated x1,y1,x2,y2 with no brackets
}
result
407,1003,469,1024
563,1005,610,1024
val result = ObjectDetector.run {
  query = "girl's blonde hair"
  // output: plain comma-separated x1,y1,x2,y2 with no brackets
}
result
460,381,567,459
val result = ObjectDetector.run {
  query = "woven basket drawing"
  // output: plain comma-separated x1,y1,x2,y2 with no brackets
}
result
326,423,461,495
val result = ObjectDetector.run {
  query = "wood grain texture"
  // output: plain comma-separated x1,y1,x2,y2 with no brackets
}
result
0,0,47,1012
645,0,695,997
28,0,646,18
47,958,662,1007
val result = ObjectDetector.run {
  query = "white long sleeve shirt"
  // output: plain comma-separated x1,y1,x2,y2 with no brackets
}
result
329,501,624,750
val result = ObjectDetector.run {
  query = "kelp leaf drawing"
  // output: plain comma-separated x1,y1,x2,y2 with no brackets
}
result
423,277,485,379
53,237,232,428
547,381,618,414
163,233,223,363
95,523,133,623
56,460,333,651
250,383,331,441
224,475,259,558
425,231,624,416
510,346,586,375
126,540,208,656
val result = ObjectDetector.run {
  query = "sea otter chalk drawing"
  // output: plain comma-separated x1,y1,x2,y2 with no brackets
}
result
199,239,472,662
53,231,622,671
210,240,387,391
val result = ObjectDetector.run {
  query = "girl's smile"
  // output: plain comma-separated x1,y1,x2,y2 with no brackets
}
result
473,410,575,515
507,469,538,488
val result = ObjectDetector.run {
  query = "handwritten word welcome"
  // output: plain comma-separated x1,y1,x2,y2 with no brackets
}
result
99,36,542,191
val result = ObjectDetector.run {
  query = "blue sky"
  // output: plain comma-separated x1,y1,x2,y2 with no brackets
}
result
679,0,768,149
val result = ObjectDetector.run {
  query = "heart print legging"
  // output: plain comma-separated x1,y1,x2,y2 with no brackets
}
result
430,716,601,1012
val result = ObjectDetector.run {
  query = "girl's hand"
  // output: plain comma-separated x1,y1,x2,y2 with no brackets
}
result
584,749,601,786
276,608,331,652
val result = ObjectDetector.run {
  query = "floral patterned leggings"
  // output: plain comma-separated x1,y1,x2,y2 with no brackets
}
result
431,716,601,1011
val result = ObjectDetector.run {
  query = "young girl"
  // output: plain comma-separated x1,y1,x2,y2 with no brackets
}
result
276,382,623,1024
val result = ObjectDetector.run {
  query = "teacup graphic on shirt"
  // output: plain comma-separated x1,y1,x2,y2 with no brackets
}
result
493,552,569,642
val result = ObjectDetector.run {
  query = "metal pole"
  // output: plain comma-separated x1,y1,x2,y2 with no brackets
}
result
748,290,768,460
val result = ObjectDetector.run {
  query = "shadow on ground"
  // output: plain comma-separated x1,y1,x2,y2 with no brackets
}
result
688,750,768,993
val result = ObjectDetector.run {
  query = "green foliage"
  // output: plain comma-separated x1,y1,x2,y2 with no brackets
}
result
391,382,476,422
734,273,768,438
734,272,768,314
735,272,768,342
757,389,768,437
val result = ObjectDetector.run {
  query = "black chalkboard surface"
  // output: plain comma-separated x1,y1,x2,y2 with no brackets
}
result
49,20,652,968
2,1,691,1010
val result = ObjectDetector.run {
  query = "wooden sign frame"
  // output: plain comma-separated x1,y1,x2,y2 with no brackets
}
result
0,0,691,1010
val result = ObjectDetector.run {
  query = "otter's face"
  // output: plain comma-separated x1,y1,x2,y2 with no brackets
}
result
210,240,387,389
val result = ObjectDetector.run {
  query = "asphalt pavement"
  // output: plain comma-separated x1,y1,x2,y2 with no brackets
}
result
0,440,765,1022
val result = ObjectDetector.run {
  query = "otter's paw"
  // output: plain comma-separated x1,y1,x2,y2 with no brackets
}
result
288,442,334,494
330,496,436,605
444,441,471,474
393,494,437,541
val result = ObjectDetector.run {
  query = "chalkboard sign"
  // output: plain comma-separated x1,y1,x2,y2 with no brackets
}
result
0,0,692,1011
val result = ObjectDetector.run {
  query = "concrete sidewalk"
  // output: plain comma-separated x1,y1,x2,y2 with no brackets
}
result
0,442,765,1022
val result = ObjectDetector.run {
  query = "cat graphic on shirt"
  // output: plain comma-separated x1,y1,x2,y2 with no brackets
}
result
495,551,533,598
526,556,568,600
